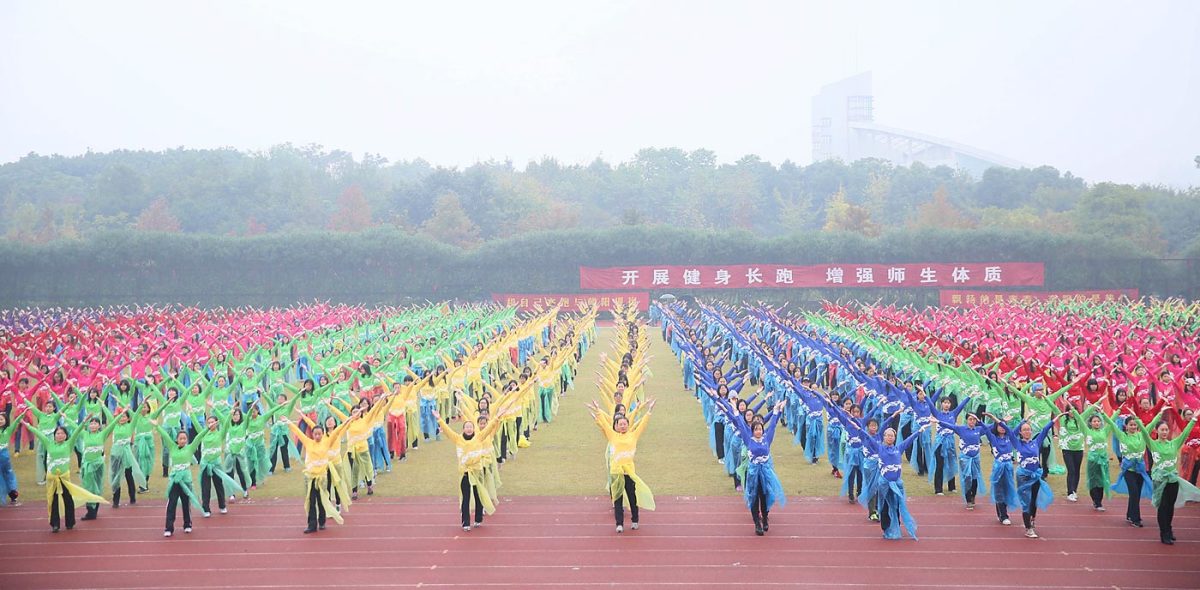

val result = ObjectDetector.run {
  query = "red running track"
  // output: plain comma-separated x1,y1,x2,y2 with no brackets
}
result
0,495,1196,590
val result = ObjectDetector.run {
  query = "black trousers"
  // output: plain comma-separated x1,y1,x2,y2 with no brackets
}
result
614,475,638,526
995,501,1009,521
229,457,248,490
965,478,978,503
50,486,75,529
1157,481,1179,536
1123,471,1143,523
270,444,291,472
899,422,913,460
1189,460,1199,486
307,482,326,531
1021,480,1041,528
201,469,226,512
1062,450,1083,495
847,465,863,498
878,494,893,532
113,467,136,506
1039,439,1051,473
460,474,483,527
1089,486,1105,507
750,489,769,526
932,454,956,493
714,421,726,460
165,481,191,532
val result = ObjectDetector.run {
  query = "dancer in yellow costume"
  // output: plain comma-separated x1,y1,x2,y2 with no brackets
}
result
587,398,657,534
434,404,510,532
326,393,392,499
284,410,356,534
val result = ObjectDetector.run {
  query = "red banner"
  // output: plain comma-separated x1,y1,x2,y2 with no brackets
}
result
579,263,1044,290
940,289,1138,307
493,292,650,313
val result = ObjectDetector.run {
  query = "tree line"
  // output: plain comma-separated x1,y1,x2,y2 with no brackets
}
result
2,144,1198,257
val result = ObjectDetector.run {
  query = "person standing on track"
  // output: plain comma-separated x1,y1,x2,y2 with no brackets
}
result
587,398,657,534
1141,412,1200,545
1008,416,1062,539
23,420,106,533
435,405,508,532
154,424,210,537
715,395,788,536
858,422,929,540
284,411,357,534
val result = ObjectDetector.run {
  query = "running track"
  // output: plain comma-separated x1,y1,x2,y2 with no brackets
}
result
0,496,1196,589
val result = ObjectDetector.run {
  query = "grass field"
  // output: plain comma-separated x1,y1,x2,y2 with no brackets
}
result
7,326,1072,501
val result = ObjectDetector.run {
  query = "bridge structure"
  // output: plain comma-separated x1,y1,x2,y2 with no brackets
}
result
812,72,1022,177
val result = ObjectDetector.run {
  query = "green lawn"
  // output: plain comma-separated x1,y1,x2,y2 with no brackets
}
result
8,326,1071,500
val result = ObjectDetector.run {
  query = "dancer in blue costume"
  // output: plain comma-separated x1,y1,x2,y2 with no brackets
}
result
825,392,847,479
1008,416,1061,538
938,412,989,510
858,422,930,540
981,413,1022,526
929,395,970,495
714,396,788,536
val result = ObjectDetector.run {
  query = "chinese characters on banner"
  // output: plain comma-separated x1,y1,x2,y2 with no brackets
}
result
492,292,650,313
578,263,1045,290
939,289,1139,308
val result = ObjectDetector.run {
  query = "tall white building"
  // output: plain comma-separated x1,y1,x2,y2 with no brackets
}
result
812,72,1022,177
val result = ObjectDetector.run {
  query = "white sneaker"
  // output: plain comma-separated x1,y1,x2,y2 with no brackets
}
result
1067,493,1078,502
203,512,211,518
219,508,227,514
631,522,639,530
228,495,235,502
717,459,724,465
1095,505,1106,512
616,525,624,534
935,492,945,496
462,526,471,532
1025,528,1039,538
1001,518,1011,525
243,492,250,499
184,527,192,533
163,531,172,537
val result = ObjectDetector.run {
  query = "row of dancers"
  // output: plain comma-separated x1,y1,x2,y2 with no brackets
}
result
657,301,1199,544
0,303,595,536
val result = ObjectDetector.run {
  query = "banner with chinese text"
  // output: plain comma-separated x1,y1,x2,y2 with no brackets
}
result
493,292,650,313
939,289,1138,307
579,263,1044,290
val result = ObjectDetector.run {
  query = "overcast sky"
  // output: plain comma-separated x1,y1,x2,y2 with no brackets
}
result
1,1,1197,186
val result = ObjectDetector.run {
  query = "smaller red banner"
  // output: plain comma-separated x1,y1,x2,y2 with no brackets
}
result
493,292,650,313
939,289,1139,307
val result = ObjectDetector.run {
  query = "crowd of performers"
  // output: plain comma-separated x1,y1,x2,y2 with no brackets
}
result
656,298,1200,545
0,303,594,536
585,306,657,533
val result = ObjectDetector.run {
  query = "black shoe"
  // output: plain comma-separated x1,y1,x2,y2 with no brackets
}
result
51,526,60,533
1161,532,1174,545
318,523,326,530
303,528,316,534
1129,519,1144,528
81,513,96,521
754,524,764,536
762,515,769,532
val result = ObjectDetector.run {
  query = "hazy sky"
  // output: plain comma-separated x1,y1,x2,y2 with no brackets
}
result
2,1,1197,186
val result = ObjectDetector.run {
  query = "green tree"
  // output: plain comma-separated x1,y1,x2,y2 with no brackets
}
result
1072,183,1164,255
823,186,880,237
911,185,975,229
421,192,481,248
